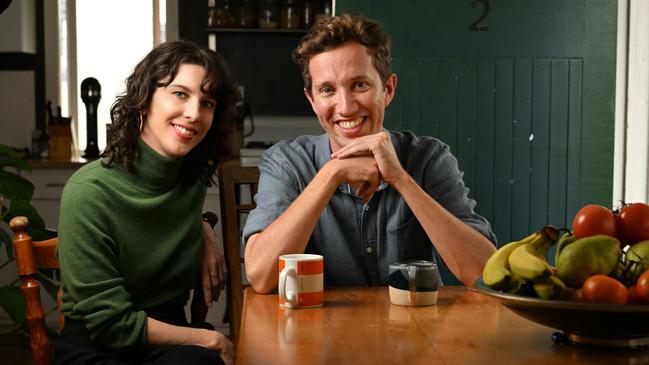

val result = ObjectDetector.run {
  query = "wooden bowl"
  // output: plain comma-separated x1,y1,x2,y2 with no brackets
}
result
475,279,649,346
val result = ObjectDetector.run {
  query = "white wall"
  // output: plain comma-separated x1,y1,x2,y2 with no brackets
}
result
0,0,36,53
0,0,38,150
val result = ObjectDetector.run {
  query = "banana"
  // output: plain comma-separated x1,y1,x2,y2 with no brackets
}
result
532,275,567,299
482,231,540,289
508,227,557,281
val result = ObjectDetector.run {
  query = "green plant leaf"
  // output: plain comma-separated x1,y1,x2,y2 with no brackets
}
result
0,228,13,260
0,157,31,172
36,271,60,302
0,170,35,202
0,285,27,327
6,199,45,227
0,145,21,159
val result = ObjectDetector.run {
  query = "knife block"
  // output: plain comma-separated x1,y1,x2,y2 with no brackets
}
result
48,125,73,161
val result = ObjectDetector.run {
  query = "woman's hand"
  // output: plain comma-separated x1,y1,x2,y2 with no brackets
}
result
202,329,236,365
200,221,227,306
147,318,235,365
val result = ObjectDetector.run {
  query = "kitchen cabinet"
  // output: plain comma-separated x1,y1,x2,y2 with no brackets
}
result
206,28,310,116
26,165,78,230
178,0,311,116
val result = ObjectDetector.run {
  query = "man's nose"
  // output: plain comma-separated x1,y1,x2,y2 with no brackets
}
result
336,90,357,115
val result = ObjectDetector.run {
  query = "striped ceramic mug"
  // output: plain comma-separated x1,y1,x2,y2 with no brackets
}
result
278,254,324,308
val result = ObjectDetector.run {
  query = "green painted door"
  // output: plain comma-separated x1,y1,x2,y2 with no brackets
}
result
337,1,617,283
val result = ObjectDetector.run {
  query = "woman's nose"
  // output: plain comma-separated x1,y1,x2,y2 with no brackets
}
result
183,99,202,120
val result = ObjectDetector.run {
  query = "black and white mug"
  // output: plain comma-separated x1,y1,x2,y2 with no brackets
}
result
388,260,439,306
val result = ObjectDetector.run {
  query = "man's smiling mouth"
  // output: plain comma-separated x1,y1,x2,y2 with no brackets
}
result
337,117,364,129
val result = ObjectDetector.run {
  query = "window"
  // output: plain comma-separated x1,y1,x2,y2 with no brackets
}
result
59,0,166,153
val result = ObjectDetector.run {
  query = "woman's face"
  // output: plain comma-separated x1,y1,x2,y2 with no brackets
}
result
141,63,217,159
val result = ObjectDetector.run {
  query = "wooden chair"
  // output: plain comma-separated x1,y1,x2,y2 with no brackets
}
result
217,159,259,347
9,216,210,365
9,216,60,365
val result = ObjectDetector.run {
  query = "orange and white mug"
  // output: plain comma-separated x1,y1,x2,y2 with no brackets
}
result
278,254,324,308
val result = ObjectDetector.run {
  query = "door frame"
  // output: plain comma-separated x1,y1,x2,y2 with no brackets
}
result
615,0,649,205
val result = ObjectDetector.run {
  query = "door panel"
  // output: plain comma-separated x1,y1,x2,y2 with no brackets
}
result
338,1,617,283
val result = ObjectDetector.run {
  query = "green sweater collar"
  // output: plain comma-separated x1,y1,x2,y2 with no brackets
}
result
131,138,184,191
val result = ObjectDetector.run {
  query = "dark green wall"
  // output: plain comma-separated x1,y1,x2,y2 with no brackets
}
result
338,0,618,283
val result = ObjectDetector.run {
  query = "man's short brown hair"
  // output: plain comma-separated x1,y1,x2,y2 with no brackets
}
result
292,14,392,94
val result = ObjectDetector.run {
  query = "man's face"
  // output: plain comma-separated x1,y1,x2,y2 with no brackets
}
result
305,41,396,152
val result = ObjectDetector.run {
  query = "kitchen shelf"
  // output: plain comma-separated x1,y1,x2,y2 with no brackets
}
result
206,27,307,34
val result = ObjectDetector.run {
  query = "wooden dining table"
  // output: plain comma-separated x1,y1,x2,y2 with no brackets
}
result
236,286,649,365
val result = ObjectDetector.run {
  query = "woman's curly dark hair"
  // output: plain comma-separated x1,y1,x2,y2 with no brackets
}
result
103,40,241,187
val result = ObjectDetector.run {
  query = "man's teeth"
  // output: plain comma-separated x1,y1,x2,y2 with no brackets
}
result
338,118,363,129
173,124,196,136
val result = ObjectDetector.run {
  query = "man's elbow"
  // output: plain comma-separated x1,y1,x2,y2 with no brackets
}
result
246,268,276,294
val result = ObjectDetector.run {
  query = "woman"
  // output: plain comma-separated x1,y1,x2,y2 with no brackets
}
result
55,40,239,365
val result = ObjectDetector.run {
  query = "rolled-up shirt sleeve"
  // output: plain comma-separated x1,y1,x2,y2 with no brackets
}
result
242,144,306,244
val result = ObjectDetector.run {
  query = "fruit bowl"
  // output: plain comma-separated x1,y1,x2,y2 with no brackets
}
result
475,279,649,348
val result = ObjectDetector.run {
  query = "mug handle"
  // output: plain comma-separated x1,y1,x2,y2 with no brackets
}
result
279,267,298,307
408,265,417,305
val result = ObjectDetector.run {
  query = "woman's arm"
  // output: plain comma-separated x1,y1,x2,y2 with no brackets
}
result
146,318,235,365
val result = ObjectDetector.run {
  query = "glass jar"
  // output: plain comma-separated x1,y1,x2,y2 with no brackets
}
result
281,0,300,29
236,0,257,28
207,0,216,27
315,0,331,22
212,0,233,28
301,0,315,29
258,0,279,29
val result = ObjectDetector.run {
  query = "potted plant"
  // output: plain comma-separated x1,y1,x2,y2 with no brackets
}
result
0,144,58,337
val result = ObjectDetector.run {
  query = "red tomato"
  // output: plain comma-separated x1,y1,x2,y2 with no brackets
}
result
617,203,649,245
565,288,584,302
581,275,628,304
572,204,617,239
636,270,649,304
627,285,644,304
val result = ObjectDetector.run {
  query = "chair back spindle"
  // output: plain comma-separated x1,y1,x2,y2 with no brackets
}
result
10,216,58,365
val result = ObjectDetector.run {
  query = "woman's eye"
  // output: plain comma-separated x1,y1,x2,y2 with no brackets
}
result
203,100,216,108
172,91,187,98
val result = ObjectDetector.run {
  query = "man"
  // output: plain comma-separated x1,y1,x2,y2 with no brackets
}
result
243,14,496,293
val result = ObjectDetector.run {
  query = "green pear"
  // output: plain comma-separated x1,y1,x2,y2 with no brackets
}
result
556,235,621,288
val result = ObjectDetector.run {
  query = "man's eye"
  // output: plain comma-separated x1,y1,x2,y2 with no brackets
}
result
320,87,334,94
353,81,369,89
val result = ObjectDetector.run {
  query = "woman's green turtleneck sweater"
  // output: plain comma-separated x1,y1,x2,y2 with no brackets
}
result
58,140,206,349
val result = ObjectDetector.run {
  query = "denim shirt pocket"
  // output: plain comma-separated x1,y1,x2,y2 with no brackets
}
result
387,215,434,262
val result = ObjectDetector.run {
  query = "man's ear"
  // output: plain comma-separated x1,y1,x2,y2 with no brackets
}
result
384,73,397,106
304,88,317,113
